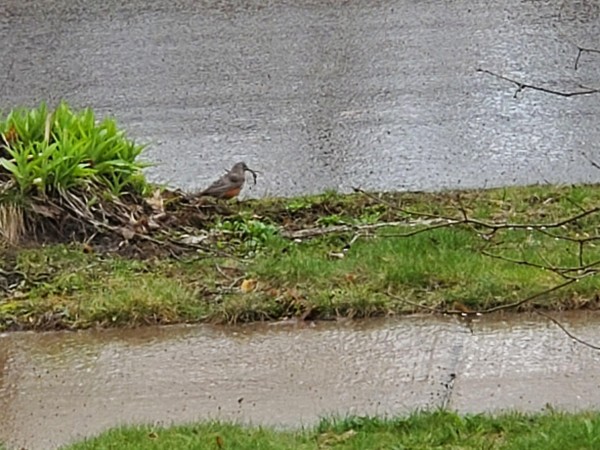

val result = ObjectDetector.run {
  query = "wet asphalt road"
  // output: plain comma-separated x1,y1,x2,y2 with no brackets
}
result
1,0,599,198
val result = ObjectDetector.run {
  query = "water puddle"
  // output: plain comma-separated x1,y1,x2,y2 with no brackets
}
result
1,312,600,449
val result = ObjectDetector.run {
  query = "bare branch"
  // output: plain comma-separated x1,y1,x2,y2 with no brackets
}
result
534,227,600,245
386,289,442,313
536,311,600,351
581,152,600,171
479,279,577,314
280,220,433,240
476,68,600,98
481,250,566,274
379,220,460,238
563,196,588,213
386,279,580,317
574,46,600,71
482,250,600,279
558,33,600,71
353,187,600,232
353,188,453,221
340,188,600,322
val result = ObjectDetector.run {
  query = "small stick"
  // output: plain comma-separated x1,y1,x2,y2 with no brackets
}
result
536,311,600,351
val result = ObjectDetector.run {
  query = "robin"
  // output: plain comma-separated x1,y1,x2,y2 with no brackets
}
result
198,161,258,200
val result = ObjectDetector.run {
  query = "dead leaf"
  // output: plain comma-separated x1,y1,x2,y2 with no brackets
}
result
266,288,280,298
145,189,165,213
152,212,168,222
285,288,303,301
318,429,357,446
119,226,135,240
147,218,161,230
180,234,208,245
240,279,257,293
452,302,474,314
452,302,481,316
344,273,357,283
30,203,60,218
2,125,18,146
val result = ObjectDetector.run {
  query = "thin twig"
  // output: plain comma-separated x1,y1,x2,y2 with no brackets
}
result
476,68,600,98
385,289,443,313
386,290,482,317
215,264,233,280
536,311,600,351
379,220,460,238
353,187,600,232
281,220,429,239
535,227,600,244
581,152,600,171
558,33,600,71
481,251,600,278
574,46,600,71
563,196,587,213
353,188,447,221
480,279,577,314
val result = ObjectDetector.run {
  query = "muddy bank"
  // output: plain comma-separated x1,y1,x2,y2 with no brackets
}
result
1,312,600,449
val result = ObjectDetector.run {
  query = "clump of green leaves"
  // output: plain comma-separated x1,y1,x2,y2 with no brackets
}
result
0,101,149,197
215,216,279,249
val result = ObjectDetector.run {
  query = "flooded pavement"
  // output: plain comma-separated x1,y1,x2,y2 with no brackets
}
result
1,0,600,197
1,313,600,449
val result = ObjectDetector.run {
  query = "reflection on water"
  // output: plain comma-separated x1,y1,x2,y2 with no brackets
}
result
1,312,600,449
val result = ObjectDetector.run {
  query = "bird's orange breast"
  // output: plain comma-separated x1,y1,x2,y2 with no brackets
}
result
222,186,242,199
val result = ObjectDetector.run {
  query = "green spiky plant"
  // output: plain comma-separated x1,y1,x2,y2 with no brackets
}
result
0,101,148,196
0,101,150,244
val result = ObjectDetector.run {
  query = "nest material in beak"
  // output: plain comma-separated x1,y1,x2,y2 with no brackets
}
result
245,167,259,185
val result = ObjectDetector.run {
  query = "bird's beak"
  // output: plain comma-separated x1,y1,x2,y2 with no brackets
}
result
245,167,259,185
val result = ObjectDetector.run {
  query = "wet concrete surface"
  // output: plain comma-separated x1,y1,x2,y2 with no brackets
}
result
1,312,600,449
1,1,600,197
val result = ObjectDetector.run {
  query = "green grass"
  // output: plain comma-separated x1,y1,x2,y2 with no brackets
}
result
0,245,211,330
63,411,600,449
2,183,600,330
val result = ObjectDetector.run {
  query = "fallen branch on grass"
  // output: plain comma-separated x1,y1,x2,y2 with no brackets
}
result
386,278,581,316
385,289,444,314
280,219,447,240
478,279,579,314
352,187,600,232
481,251,600,280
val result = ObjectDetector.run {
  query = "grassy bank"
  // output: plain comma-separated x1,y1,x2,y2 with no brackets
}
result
1,183,600,331
63,411,600,450
1,103,600,331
